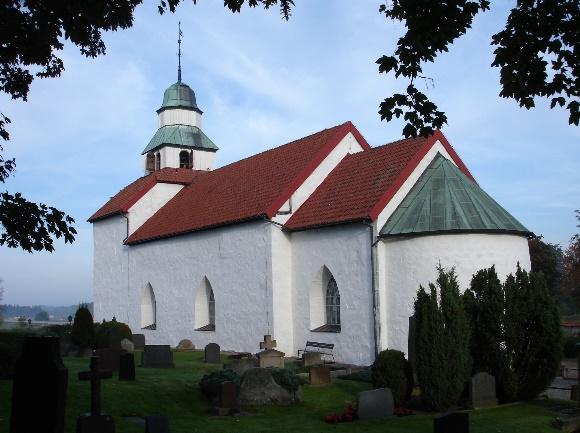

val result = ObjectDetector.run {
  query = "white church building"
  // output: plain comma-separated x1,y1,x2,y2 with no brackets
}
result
90,77,532,365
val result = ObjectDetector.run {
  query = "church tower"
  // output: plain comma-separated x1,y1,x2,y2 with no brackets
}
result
142,24,218,173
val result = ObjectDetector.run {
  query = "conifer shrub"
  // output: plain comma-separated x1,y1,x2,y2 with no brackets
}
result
371,349,413,405
70,304,94,349
94,319,132,348
414,267,471,411
503,266,562,400
271,368,303,393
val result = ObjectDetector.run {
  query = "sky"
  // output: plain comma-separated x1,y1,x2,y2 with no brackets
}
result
0,1,578,306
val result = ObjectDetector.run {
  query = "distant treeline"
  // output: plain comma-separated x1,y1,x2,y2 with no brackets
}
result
0,303,93,320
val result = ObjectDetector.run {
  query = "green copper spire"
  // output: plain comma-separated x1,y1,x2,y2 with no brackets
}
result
380,153,531,238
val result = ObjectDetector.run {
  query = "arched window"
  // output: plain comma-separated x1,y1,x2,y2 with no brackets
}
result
155,152,161,171
179,150,191,168
326,276,340,326
195,277,215,331
309,266,341,332
141,283,157,330
146,153,155,172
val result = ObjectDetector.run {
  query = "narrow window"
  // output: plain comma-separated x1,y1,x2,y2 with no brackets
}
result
179,150,191,168
189,151,194,169
146,153,155,172
155,152,161,171
195,277,215,331
326,276,340,327
141,283,157,330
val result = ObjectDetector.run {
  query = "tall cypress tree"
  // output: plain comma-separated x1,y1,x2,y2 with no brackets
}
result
414,267,471,411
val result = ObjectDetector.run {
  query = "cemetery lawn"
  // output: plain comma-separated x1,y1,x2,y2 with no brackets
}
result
0,351,564,433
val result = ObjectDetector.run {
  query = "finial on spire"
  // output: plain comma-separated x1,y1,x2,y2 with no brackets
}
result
177,21,183,83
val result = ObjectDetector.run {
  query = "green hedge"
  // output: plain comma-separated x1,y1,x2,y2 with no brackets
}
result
371,349,413,405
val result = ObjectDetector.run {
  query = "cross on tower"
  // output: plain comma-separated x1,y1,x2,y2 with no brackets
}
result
78,356,113,416
177,21,183,83
260,335,277,351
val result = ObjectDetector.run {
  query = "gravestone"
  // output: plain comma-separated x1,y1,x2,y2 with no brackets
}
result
119,353,136,381
141,345,174,368
120,338,134,354
10,337,68,433
469,372,498,409
434,412,469,433
145,415,170,433
303,352,322,367
356,388,394,421
204,343,221,364
260,335,277,350
216,381,238,415
226,358,256,375
133,334,145,350
95,348,119,372
176,339,194,351
258,349,285,368
309,365,331,386
76,355,115,433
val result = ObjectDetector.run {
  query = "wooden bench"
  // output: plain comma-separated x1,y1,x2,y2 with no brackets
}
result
298,341,335,363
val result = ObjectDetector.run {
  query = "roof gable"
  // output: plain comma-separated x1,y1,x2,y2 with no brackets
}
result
380,153,530,237
88,168,199,223
126,122,368,244
284,130,474,231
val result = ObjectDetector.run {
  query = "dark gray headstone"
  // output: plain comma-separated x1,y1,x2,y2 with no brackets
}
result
10,337,68,433
204,343,220,364
356,388,394,421
119,353,136,381
76,414,115,433
140,345,174,368
133,334,145,351
95,348,119,372
470,372,498,409
145,415,170,433
434,412,469,433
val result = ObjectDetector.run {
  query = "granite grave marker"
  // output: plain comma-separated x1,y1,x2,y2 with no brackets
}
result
434,412,469,433
133,334,145,350
470,372,498,409
141,345,174,368
204,343,221,364
76,355,115,433
119,353,136,381
10,337,68,433
356,388,394,421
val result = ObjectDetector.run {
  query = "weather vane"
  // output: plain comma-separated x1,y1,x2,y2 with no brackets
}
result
177,21,183,83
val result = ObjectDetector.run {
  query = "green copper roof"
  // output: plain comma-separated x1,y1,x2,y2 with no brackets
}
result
380,153,530,237
157,82,202,113
142,125,218,154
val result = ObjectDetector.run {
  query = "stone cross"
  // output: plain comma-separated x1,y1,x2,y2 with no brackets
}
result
259,335,277,351
78,356,113,416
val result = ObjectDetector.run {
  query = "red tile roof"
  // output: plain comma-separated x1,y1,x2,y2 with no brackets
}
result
125,122,369,244
88,168,199,222
284,130,473,231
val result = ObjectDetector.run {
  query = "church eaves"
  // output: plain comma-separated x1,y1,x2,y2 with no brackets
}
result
380,153,531,238
142,124,218,155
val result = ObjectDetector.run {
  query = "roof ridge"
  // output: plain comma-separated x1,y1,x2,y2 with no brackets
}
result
206,121,352,174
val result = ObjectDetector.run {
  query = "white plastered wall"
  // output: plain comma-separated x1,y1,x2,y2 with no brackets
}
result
379,233,531,355
157,147,216,171
158,108,202,128
127,183,184,235
291,224,374,365
93,216,131,323
122,221,274,351
273,132,365,224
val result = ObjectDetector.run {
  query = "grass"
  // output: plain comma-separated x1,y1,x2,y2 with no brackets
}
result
0,351,566,433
